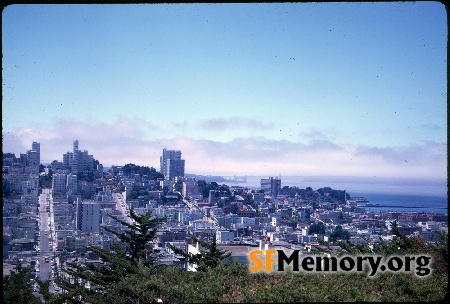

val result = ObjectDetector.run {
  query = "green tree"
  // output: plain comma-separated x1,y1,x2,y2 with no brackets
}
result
2,178,13,197
330,225,350,241
308,222,326,235
3,259,41,304
198,181,220,199
102,209,167,266
244,193,253,205
373,221,448,274
121,163,163,180
39,168,53,189
168,234,232,272
162,185,169,196
54,209,166,303
230,203,238,214
175,179,183,193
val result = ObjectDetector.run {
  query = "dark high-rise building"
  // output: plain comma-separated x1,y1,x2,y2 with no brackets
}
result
260,176,281,197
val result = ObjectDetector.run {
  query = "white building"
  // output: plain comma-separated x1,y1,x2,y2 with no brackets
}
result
76,201,101,233
52,173,67,196
186,242,200,272
182,179,198,198
160,149,185,181
66,173,78,194
216,230,235,244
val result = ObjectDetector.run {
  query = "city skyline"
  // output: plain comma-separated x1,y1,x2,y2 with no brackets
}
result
2,3,447,180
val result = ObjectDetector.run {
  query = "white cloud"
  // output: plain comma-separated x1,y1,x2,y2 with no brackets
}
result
199,117,273,131
2,118,447,181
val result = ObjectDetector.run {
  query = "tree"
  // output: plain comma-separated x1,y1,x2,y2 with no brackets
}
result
198,181,220,199
330,225,350,241
2,178,13,197
175,179,183,193
244,193,253,205
373,221,448,274
39,168,53,189
230,203,238,214
102,208,167,266
168,234,232,272
3,259,41,304
308,222,326,235
54,209,166,303
162,185,169,196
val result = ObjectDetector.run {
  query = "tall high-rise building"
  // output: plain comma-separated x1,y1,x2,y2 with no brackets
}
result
73,140,79,154
260,177,281,198
31,141,40,164
160,149,185,181
26,142,40,172
167,158,185,181
63,140,95,175
75,199,100,233
72,140,79,174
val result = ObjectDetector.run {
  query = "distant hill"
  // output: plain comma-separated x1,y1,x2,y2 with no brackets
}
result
185,173,227,183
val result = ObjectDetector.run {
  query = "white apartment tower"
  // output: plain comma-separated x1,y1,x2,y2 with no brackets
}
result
160,149,185,181
76,199,101,233
81,201,101,233
72,140,80,174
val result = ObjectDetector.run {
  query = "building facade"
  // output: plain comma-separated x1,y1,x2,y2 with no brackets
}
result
260,176,282,197
52,173,67,196
66,173,78,194
160,149,185,181
75,199,101,233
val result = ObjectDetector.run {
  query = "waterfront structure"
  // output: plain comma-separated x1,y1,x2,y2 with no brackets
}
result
160,148,185,181
260,176,281,197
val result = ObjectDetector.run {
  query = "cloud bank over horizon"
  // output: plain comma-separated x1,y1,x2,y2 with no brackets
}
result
2,117,446,181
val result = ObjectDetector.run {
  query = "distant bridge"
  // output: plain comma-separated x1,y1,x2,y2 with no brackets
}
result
222,175,247,183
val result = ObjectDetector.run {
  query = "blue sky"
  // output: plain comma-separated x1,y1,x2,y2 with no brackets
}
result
2,3,447,181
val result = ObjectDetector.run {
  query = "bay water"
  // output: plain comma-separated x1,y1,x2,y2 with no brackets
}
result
222,175,448,215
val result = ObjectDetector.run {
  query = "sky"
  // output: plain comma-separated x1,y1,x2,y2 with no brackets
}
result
2,3,447,183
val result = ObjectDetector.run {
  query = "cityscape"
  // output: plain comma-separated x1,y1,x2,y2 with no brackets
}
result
2,3,447,301
2,140,448,296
